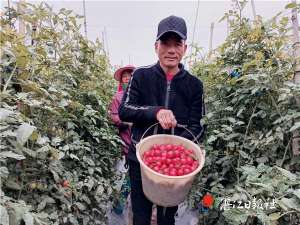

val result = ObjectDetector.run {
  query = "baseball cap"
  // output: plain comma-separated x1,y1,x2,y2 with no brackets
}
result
156,15,187,41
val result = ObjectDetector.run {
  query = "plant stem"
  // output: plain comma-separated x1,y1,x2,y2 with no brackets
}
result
280,136,292,167
3,65,17,92
238,101,257,185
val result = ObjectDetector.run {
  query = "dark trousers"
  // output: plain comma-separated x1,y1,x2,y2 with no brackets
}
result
128,159,178,225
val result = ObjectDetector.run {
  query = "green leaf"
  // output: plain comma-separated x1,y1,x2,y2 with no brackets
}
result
23,212,34,225
37,197,55,212
222,208,249,225
69,153,79,160
68,214,79,225
16,123,36,145
5,180,22,190
0,167,9,178
0,151,25,160
207,135,217,143
0,205,9,225
275,166,297,181
227,117,236,123
0,108,14,121
292,189,300,199
268,212,281,221
239,150,249,159
289,122,300,132
22,147,37,158
285,2,297,9
279,197,300,211
75,202,86,211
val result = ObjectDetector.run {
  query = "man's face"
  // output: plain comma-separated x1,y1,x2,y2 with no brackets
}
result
155,33,187,69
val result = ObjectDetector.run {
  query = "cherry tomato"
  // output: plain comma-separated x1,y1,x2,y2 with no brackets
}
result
163,168,169,174
154,149,161,156
142,144,199,176
144,151,151,157
186,157,194,165
165,144,172,151
183,168,191,175
166,158,172,165
161,152,167,158
173,150,180,158
153,166,160,172
177,169,184,176
169,168,177,176
160,145,166,151
167,151,175,159
178,145,185,151
159,157,166,164
181,158,187,165
62,180,69,187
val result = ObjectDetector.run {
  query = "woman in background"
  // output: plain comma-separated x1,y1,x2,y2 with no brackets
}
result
109,65,135,225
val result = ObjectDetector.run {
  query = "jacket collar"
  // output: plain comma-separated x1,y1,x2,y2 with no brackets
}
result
154,61,186,80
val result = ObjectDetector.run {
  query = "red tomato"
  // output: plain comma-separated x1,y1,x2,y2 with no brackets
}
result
186,149,194,155
193,161,199,168
156,161,162,167
168,163,175,169
160,145,166,151
166,158,172,165
180,157,187,165
161,164,167,169
154,149,161,156
178,145,185,151
202,194,214,208
167,151,175,159
173,150,180,158
144,151,151,157
161,152,167,158
174,163,181,169
153,166,160,172
163,168,169,174
142,144,199,176
161,157,167,164
186,157,194,165
152,144,159,150
62,180,69,187
177,168,184,176
183,167,191,175
165,144,172,151
147,157,153,163
169,168,177,176
173,158,180,163
149,150,155,157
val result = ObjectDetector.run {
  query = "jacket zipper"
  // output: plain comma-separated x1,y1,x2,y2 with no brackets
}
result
165,80,171,109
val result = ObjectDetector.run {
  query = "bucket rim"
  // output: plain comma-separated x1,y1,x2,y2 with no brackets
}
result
136,134,205,179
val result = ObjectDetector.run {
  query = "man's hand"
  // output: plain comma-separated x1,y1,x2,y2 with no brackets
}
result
156,109,177,129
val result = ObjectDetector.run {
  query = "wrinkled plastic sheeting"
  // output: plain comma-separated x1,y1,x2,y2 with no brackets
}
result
175,202,199,225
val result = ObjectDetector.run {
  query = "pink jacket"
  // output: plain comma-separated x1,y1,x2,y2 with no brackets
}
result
109,90,131,155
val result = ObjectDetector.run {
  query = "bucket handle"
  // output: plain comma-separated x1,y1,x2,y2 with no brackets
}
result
140,122,204,148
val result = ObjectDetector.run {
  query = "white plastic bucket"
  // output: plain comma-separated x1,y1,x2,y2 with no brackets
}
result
136,134,205,207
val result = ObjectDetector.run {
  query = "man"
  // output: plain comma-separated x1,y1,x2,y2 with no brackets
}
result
119,15,205,225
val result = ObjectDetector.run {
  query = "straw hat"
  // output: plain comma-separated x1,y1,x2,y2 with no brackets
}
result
114,65,135,81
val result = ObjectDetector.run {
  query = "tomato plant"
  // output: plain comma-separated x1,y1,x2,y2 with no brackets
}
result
0,2,122,224
187,1,300,224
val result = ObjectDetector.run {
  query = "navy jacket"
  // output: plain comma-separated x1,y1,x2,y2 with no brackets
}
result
119,62,205,161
